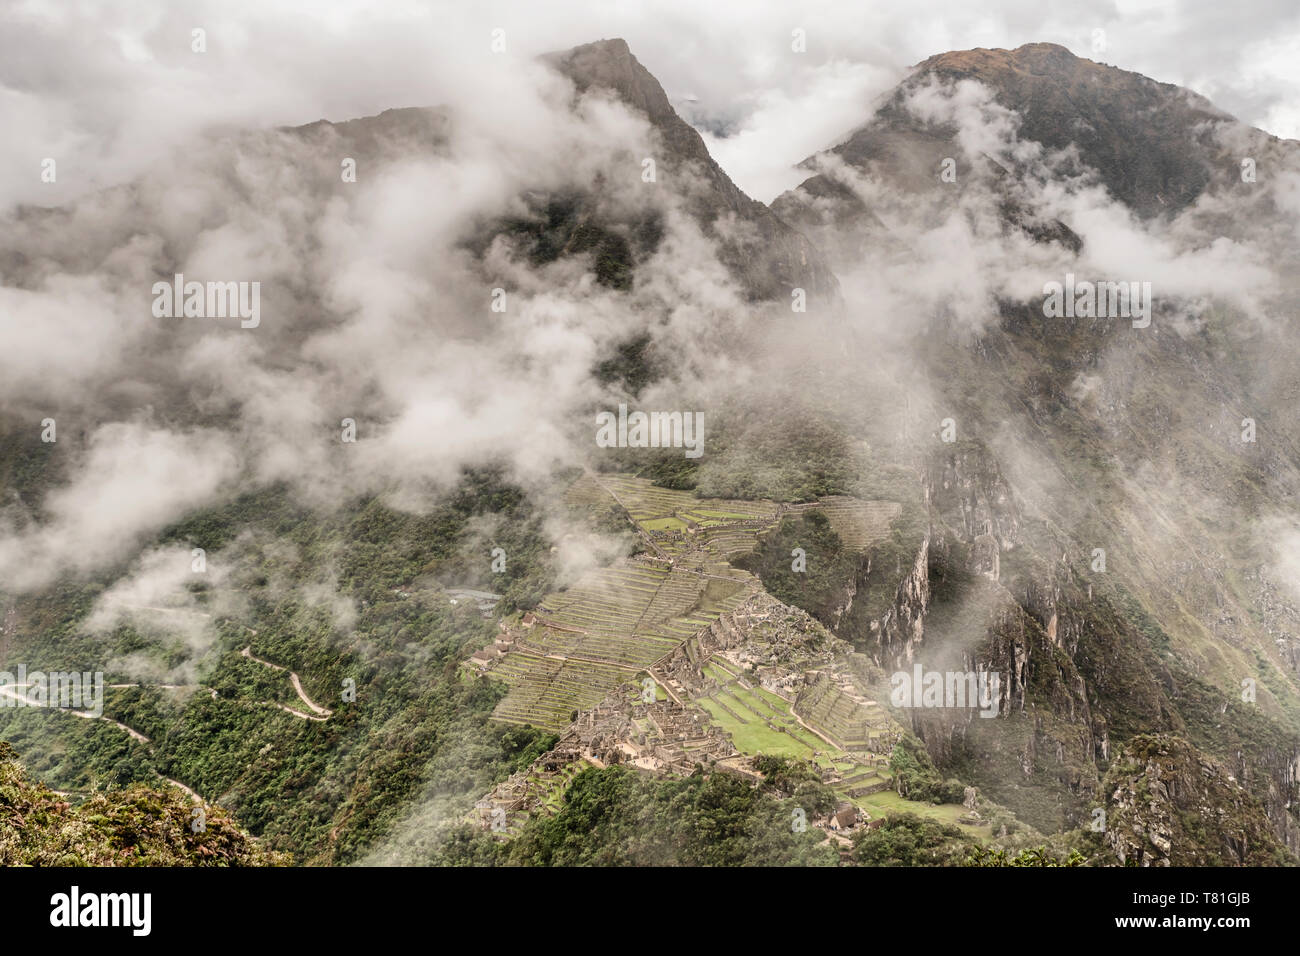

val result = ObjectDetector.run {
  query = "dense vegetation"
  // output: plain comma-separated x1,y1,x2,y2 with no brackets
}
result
436,765,841,866
595,398,860,501
965,845,1087,867
487,191,660,293
732,469,926,653
0,468,564,864
0,742,288,866
734,512,858,619
424,761,1085,867
850,813,975,866
888,734,966,804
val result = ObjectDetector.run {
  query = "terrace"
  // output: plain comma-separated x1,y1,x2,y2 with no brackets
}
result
484,475,785,731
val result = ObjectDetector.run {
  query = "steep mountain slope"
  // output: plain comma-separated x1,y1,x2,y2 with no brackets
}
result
547,38,838,302
0,37,847,866
818,43,1235,215
745,44,1300,858
774,42,1296,259
1093,734,1289,866
909,44,1229,216
0,742,288,865
1,38,1298,868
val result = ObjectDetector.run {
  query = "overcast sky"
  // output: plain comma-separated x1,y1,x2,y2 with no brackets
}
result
3,0,1299,204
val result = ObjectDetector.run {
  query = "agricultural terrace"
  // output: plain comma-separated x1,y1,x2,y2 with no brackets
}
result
788,496,902,552
487,476,780,730
698,658,834,764
695,657,901,810
489,475,903,736
489,651,630,727
793,673,892,752
595,474,782,564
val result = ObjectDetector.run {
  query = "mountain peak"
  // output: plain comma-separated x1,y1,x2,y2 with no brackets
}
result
543,37,677,125
778,39,1247,222
916,42,1085,76
542,37,839,302
572,36,631,55
910,39,1227,125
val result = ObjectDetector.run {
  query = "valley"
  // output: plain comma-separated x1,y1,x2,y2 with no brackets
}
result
1,26,1298,870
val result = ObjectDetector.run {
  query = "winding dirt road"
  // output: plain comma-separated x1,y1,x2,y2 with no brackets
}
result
0,684,204,800
240,646,334,718
3,640,335,806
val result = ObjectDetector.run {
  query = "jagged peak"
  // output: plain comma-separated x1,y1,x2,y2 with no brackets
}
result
543,37,676,123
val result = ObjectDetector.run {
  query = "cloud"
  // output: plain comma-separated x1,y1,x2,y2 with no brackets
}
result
699,59,897,203
84,544,230,683
3,0,1299,215
0,423,240,591
0,26,779,592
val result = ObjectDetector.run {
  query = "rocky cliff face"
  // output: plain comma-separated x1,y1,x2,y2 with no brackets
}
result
1098,734,1289,866
884,444,1099,830
755,42,1300,858
856,532,929,668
